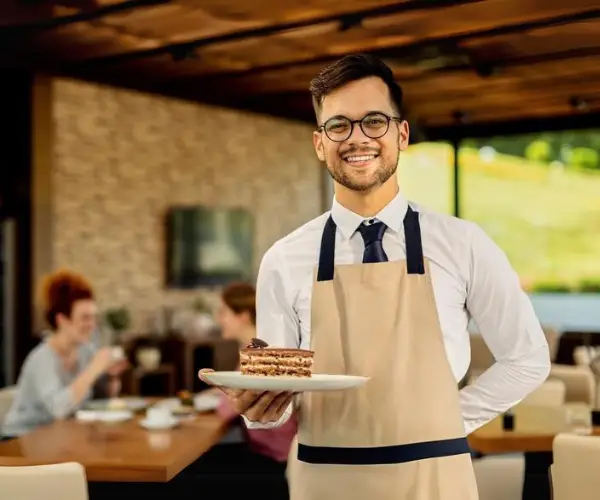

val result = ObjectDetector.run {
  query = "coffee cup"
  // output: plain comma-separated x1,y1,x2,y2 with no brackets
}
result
111,346,125,361
146,407,172,424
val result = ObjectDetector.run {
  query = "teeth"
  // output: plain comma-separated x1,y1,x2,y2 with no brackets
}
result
345,155,376,162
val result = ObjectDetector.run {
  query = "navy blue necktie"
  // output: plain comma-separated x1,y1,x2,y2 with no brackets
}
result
357,221,388,263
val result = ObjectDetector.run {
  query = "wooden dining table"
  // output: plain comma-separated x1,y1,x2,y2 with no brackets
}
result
468,404,600,500
0,410,229,483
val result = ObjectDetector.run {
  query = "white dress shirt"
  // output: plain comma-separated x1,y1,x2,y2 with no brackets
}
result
246,192,551,434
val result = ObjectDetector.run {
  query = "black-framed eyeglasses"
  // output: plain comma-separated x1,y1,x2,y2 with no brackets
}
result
318,112,402,142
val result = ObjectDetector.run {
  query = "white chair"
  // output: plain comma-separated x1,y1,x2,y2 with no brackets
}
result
549,364,596,405
552,433,600,500
472,454,524,500
0,462,88,500
0,386,16,428
573,346,597,367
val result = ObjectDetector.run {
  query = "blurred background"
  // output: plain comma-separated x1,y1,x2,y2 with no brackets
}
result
0,2,600,499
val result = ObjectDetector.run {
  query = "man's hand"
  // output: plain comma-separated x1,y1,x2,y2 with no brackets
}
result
199,368,294,423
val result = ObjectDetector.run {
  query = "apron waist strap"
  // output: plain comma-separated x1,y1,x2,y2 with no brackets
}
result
297,436,470,465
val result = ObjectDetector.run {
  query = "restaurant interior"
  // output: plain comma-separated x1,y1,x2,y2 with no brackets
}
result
1,0,600,499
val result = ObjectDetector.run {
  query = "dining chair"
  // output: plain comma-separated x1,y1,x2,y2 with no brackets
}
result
549,364,595,405
0,385,16,425
521,379,566,406
472,453,524,500
0,462,88,500
552,433,600,500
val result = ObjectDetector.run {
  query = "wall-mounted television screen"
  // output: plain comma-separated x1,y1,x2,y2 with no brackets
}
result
165,206,253,288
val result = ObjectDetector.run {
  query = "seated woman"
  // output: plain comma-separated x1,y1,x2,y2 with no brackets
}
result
182,282,295,496
1,270,128,438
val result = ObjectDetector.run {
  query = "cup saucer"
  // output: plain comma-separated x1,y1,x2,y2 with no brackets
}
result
139,417,178,430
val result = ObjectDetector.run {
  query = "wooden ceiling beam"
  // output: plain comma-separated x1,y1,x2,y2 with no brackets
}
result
62,60,600,133
149,7,600,97
422,102,600,128
160,46,600,104
0,0,170,36
404,59,600,97
413,92,600,122
425,110,600,140
64,0,478,68
209,73,600,126
222,81,600,113
167,2,600,82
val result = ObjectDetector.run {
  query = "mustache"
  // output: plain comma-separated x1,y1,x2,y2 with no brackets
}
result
339,147,380,157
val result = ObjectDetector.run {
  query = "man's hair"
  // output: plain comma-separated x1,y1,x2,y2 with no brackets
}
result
40,269,94,329
309,54,404,121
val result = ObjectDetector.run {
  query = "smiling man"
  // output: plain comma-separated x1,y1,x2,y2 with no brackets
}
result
207,54,551,500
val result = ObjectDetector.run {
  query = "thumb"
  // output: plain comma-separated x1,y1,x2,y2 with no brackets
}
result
198,368,215,383
198,368,239,398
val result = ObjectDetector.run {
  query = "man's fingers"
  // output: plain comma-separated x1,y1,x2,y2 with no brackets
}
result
244,392,279,421
261,392,294,423
244,391,291,422
198,369,245,399
233,390,265,414
196,369,289,422
217,386,243,399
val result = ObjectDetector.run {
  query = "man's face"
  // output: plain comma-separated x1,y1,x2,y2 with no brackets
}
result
313,76,409,193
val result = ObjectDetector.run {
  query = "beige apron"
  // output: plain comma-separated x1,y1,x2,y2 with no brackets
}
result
288,207,478,500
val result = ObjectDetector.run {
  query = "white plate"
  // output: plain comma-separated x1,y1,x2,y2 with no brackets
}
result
193,392,220,412
140,417,179,430
75,409,133,423
84,397,148,412
202,371,369,392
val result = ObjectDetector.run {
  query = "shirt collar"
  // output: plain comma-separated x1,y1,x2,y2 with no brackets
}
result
330,190,409,240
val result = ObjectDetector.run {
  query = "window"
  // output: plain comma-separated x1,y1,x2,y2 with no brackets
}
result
460,130,600,293
398,141,454,214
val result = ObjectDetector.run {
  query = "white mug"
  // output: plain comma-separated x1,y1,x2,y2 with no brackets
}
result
146,407,171,424
111,346,125,361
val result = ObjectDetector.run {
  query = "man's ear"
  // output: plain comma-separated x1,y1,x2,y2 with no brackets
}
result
313,130,325,162
398,120,410,151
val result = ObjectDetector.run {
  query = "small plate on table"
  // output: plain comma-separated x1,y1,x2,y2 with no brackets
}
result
84,397,148,412
202,371,369,392
139,417,179,430
76,409,133,423
193,392,221,412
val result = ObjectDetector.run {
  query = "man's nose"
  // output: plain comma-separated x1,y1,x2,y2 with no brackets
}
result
346,122,371,145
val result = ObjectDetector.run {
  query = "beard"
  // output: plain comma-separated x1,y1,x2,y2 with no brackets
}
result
325,148,400,192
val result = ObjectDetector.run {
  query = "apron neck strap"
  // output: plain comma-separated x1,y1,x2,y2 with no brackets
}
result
317,205,425,282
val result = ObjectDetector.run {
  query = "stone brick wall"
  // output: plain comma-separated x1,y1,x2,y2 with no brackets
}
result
43,78,323,330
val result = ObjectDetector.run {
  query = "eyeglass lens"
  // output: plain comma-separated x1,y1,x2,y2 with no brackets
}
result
323,113,390,142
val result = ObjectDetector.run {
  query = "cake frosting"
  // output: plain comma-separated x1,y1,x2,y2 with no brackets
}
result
240,338,314,377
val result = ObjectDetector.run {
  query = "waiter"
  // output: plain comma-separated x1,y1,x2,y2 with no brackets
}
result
202,54,550,499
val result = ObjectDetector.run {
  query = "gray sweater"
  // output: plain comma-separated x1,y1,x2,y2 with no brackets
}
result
2,338,97,437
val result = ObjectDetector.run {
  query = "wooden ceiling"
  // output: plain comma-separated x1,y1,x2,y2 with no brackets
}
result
2,0,600,136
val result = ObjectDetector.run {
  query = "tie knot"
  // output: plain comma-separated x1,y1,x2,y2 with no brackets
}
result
357,221,387,246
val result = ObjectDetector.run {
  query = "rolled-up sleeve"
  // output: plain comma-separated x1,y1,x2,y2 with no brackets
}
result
243,243,300,429
460,223,551,434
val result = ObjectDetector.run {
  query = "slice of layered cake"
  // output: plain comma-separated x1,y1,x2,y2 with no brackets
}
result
240,338,314,377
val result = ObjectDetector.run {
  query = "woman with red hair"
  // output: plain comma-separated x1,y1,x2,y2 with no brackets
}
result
1,269,127,437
